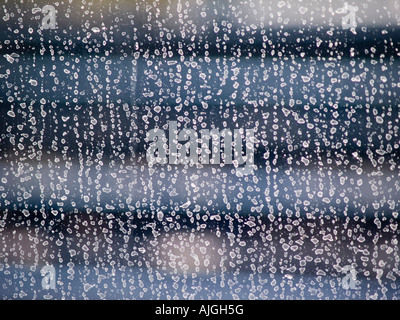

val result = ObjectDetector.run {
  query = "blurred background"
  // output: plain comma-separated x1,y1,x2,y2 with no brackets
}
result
0,0,400,299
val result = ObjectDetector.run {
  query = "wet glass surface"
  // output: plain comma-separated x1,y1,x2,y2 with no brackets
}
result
0,0,400,300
